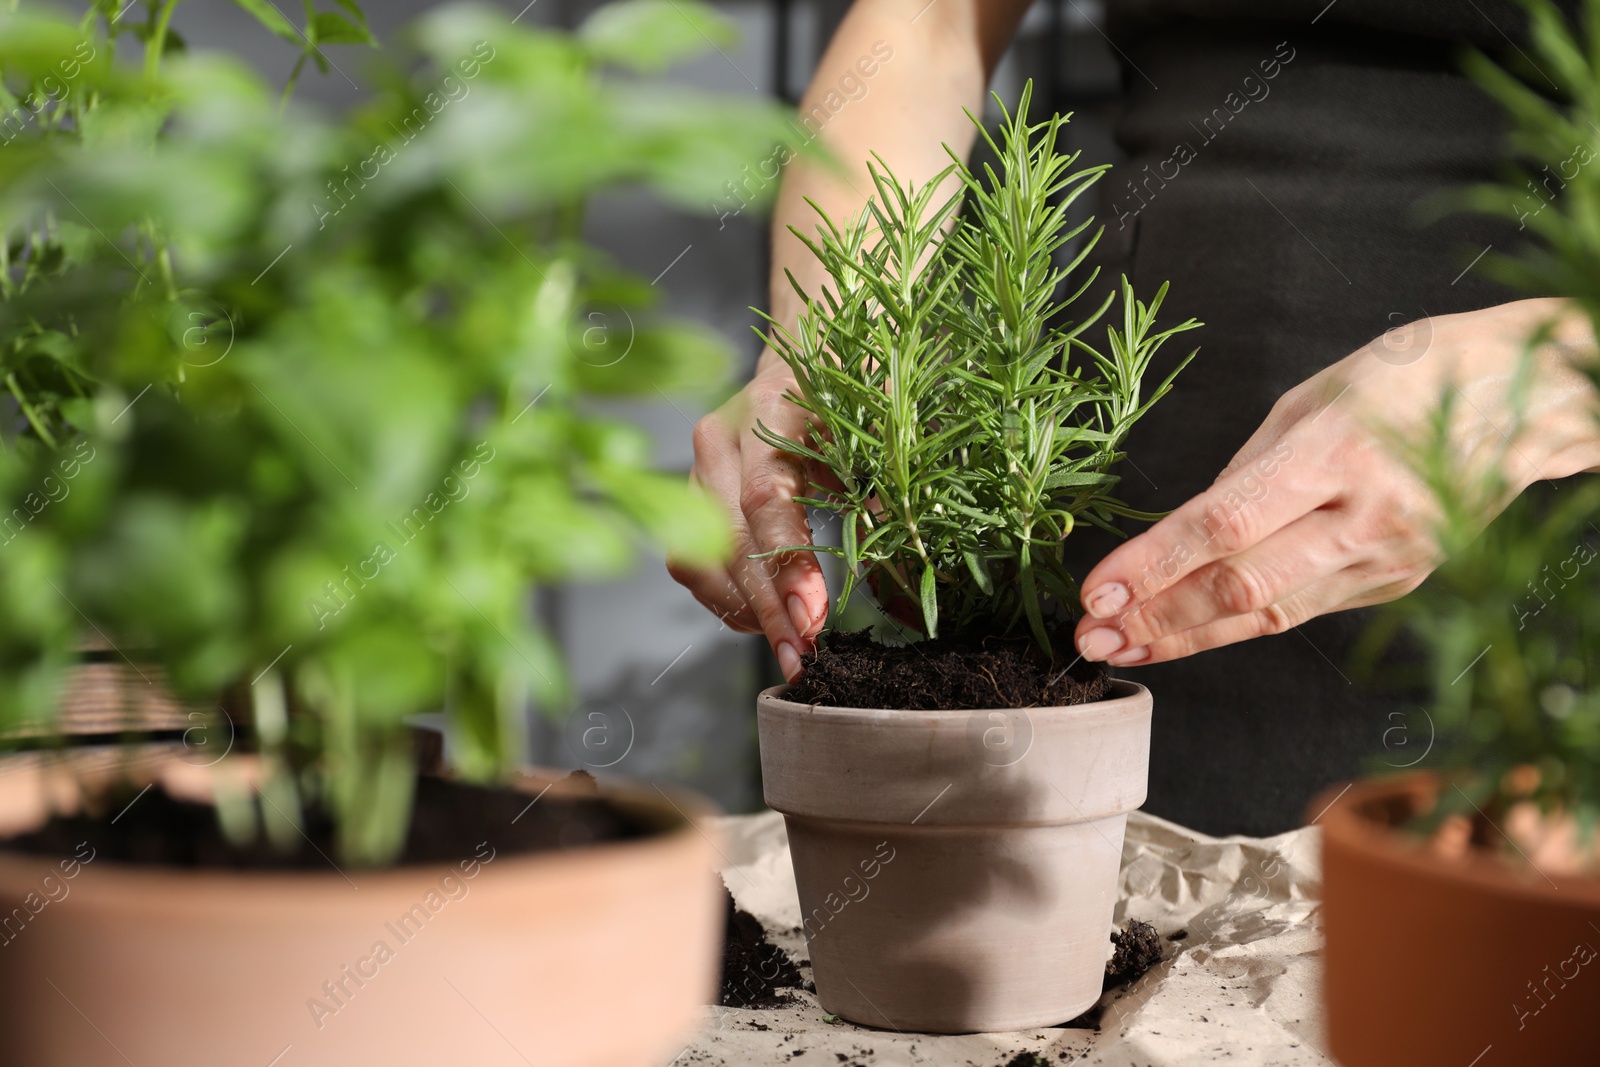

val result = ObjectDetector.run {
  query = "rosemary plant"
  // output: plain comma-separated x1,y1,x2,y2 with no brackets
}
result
1358,0,1600,842
1362,385,1600,846
755,83,1199,652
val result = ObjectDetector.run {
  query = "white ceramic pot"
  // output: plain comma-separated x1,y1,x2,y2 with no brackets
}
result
757,679,1152,1033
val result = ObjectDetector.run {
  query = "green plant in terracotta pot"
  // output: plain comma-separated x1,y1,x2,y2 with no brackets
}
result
754,84,1200,1032
0,3,794,1065
1317,3,1600,1063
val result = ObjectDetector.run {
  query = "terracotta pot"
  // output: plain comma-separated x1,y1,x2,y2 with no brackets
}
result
0,747,723,1067
757,680,1152,1033
1317,774,1600,1066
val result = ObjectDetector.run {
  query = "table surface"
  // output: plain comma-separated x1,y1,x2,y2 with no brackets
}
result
680,809,1330,1067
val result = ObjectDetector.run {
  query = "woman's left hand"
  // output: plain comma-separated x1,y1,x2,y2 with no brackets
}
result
1073,298,1600,668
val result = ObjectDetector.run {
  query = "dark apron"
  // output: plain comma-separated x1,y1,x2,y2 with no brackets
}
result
1065,2,1547,834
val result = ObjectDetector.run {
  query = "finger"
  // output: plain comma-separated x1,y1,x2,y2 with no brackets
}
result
693,439,810,677
666,560,762,634
666,480,762,633
1078,434,1322,621
1330,570,1430,611
1100,528,1439,666
1101,582,1338,667
1076,507,1355,659
736,474,822,677
674,415,776,645
738,398,828,669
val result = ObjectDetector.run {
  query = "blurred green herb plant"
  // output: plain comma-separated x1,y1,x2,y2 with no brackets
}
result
1364,0,1600,851
0,0,377,453
1363,389,1600,854
0,0,794,863
755,83,1199,653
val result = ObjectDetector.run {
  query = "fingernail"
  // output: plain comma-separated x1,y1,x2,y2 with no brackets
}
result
1107,646,1150,666
787,594,813,637
776,641,802,682
1085,582,1130,619
1077,627,1126,661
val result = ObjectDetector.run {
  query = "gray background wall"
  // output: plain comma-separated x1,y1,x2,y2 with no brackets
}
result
170,0,1122,813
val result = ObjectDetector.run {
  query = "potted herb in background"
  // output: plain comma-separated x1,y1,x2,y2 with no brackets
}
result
1316,2,1600,1063
0,0,381,743
0,3,795,1065
754,85,1200,1033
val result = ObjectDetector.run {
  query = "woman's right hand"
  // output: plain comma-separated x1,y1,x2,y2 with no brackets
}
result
666,364,828,682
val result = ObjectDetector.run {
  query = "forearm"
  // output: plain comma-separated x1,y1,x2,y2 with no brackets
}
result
760,0,1029,374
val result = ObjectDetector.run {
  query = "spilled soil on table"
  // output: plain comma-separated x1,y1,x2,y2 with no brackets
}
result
1104,919,1165,988
1061,919,1169,1030
719,882,805,1009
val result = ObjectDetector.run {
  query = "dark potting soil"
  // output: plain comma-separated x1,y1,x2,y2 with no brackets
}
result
1060,919,1167,1031
719,881,805,1009
1104,919,1165,988
0,770,644,869
789,626,1111,711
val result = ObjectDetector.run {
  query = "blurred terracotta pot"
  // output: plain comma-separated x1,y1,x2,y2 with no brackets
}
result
757,680,1152,1033
1317,774,1600,1067
0,748,722,1067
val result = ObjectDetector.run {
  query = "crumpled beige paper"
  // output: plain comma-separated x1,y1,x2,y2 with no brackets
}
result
677,809,1329,1066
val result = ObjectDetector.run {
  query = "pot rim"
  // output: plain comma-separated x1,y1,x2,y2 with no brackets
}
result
757,678,1150,722
0,753,719,894
1311,773,1600,905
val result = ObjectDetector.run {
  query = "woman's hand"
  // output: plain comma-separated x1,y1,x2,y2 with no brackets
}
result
1073,298,1600,668
666,365,828,681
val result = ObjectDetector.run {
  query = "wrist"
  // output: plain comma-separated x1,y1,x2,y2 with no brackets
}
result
1474,299,1600,489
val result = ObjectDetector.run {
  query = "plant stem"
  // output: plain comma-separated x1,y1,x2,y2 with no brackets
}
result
6,372,58,449
156,243,175,301
280,52,307,111
144,0,179,79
